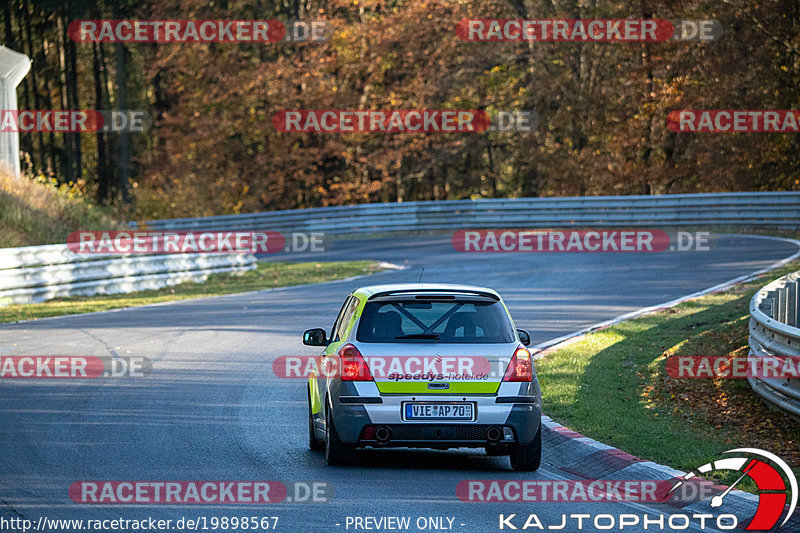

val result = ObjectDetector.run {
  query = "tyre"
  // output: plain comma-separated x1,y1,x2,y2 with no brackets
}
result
308,387,324,451
325,405,355,465
509,421,542,472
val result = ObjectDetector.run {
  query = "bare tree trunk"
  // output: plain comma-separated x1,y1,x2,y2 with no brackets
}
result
93,40,111,202
66,22,82,180
57,12,82,182
57,15,72,180
113,0,131,203
22,0,46,174
41,33,57,176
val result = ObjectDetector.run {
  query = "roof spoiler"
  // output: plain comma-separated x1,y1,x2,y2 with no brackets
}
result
368,288,500,301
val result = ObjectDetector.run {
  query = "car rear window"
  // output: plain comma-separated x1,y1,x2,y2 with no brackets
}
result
356,299,516,343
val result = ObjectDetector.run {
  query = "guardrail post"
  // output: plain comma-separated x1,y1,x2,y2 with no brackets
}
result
777,288,786,325
760,293,774,318
795,281,800,328
788,282,798,327
785,287,792,325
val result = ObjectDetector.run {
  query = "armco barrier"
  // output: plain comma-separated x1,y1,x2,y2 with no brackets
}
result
3,192,798,314
749,270,800,420
0,244,256,307
130,192,800,234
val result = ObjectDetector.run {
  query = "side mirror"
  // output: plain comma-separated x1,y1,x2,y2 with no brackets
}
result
517,329,531,347
303,328,328,346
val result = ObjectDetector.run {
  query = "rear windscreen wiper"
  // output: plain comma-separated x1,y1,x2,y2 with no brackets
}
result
395,333,440,340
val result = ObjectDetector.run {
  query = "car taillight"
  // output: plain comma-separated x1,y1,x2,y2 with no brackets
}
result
339,344,373,381
503,347,532,382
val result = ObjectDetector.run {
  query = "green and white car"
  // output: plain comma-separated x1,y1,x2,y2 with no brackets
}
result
304,284,542,471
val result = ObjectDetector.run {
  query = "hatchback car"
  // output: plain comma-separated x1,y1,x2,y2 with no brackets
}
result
304,283,542,471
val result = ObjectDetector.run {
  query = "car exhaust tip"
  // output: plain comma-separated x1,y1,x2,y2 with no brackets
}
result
486,427,502,443
375,426,392,443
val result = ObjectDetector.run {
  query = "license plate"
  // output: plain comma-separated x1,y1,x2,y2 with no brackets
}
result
403,402,474,421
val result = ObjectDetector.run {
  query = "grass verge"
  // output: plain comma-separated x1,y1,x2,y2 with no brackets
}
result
0,171,123,248
0,261,382,324
536,261,800,487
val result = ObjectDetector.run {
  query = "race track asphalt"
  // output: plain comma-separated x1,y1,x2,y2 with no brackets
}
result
1,234,797,533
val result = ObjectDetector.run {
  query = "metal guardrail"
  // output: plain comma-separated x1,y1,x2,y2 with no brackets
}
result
749,270,800,420
0,244,256,307
3,192,798,309
131,192,800,234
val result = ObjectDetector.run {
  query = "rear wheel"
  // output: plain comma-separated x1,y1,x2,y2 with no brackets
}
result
509,421,542,472
308,386,324,451
325,405,355,465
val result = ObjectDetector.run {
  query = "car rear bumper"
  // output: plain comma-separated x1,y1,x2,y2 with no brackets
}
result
330,384,541,447
358,424,513,448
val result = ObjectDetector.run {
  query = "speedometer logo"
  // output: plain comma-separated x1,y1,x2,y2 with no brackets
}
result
669,448,797,530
